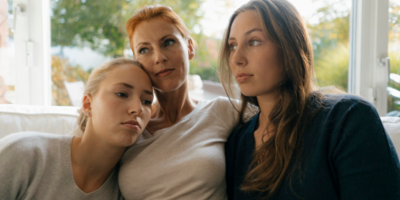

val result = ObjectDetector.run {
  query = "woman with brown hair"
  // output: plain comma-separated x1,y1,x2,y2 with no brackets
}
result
220,0,400,199
120,5,240,200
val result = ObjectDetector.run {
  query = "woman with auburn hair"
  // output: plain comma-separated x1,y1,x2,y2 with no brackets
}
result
0,58,153,199
220,0,400,199
120,5,241,200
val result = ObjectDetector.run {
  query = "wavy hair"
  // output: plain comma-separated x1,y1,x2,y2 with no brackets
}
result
218,0,322,197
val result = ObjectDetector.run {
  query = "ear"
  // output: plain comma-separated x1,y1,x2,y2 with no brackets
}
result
187,38,195,60
82,94,92,115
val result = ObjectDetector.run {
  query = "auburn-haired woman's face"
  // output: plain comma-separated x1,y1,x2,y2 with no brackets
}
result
228,10,284,98
132,17,195,92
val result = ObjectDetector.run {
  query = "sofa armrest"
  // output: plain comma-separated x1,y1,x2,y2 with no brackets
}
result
0,104,79,139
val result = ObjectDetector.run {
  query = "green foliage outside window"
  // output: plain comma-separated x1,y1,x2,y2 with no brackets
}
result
50,0,400,110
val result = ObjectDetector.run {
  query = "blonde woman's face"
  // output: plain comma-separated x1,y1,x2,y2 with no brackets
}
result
228,10,284,98
88,64,153,147
132,17,194,92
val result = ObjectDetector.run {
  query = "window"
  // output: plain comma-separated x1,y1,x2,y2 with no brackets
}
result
5,0,397,116
388,0,400,116
289,0,352,92
0,0,14,104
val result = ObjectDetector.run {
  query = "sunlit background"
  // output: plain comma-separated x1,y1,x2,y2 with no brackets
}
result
1,0,399,114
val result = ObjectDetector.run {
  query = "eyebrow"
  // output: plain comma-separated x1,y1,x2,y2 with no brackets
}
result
135,34,175,49
228,28,263,41
114,83,153,95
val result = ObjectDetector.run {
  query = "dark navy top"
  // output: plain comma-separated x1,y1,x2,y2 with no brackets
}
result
225,95,400,200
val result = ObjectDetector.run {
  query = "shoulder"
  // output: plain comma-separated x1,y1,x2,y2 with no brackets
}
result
227,113,259,144
202,96,238,110
0,132,69,157
316,94,377,119
322,94,373,109
197,96,240,125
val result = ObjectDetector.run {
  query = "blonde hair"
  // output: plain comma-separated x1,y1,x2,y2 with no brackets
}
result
218,0,321,198
73,58,144,136
126,5,194,57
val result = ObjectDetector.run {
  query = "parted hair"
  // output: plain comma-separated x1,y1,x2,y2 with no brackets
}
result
218,0,322,198
126,5,193,58
74,58,144,136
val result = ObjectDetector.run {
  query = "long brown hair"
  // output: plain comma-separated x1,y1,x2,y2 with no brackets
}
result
218,0,321,197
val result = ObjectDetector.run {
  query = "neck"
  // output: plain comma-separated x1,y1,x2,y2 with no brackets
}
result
70,128,125,193
256,92,279,128
152,81,197,125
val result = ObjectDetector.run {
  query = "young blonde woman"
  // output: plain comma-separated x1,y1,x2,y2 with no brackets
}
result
119,5,240,200
0,58,153,199
220,0,400,199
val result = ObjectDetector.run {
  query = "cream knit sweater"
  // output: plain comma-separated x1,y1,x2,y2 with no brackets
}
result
119,97,240,200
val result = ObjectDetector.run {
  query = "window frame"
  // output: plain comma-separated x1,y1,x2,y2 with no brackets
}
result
12,0,51,105
349,0,390,116
13,0,392,115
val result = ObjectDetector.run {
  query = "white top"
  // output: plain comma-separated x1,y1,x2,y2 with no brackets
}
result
119,97,239,200
0,132,123,200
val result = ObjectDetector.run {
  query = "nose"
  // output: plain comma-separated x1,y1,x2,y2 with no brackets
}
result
129,97,143,117
154,47,167,65
230,46,247,67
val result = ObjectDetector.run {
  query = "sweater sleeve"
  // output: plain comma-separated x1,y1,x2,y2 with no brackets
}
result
0,133,43,199
329,98,400,199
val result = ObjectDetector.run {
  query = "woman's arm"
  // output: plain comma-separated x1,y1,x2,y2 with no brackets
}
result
0,133,34,199
330,98,400,199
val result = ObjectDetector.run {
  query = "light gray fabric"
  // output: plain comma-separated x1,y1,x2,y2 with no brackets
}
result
119,97,239,200
0,132,123,200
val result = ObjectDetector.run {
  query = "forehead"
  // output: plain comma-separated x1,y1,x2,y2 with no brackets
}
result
230,10,263,37
132,17,182,44
103,64,152,88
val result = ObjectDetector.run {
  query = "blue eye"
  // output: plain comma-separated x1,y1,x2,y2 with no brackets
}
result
139,48,149,54
250,40,261,46
117,92,128,98
164,39,175,47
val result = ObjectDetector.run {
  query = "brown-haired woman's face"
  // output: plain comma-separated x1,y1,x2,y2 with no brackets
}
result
132,17,194,92
228,10,284,98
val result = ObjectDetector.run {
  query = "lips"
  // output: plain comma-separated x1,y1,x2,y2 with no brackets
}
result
156,68,175,77
236,72,254,83
121,120,141,130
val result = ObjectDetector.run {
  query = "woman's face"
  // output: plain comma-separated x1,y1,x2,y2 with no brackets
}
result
132,17,194,92
228,10,284,98
86,64,153,147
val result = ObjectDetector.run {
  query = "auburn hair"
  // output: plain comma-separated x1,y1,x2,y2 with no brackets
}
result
126,5,192,58
218,0,321,197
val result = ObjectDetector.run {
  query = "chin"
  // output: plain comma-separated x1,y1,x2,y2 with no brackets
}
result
154,79,186,93
239,86,260,97
115,133,140,147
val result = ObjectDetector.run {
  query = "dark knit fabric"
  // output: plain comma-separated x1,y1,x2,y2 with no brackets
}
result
225,94,400,200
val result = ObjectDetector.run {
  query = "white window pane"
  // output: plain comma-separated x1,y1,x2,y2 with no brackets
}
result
388,0,400,116
289,0,352,92
0,0,15,104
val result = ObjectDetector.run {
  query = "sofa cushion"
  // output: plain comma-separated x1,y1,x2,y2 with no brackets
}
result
0,104,79,138
381,117,400,157
1,105,400,157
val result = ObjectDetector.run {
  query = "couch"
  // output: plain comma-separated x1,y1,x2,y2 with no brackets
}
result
1,104,400,156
